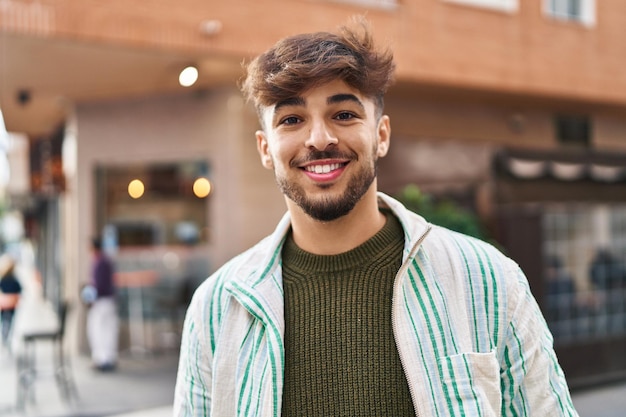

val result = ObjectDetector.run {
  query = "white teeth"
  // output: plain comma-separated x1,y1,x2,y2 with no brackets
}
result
306,163,342,173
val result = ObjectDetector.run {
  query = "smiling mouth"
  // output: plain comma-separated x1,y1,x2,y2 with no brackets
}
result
303,163,346,174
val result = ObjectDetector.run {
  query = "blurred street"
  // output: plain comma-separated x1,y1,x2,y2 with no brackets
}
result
0,346,177,417
1,341,626,417
573,380,626,417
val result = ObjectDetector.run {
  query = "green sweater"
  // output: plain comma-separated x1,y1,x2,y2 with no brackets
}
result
281,211,415,416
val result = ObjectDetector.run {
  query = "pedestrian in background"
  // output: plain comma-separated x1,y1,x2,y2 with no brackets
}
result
174,17,578,416
87,236,118,371
0,255,21,349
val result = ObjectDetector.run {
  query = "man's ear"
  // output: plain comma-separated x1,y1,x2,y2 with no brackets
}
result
376,115,391,158
256,130,274,169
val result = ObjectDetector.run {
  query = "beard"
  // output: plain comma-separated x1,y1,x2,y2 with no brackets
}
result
275,149,378,222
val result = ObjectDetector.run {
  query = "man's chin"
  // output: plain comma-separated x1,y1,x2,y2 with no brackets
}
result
298,195,356,222
280,168,376,222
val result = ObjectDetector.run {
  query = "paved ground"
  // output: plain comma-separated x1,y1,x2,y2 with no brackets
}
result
1,343,626,417
103,408,171,417
572,379,626,417
0,347,178,417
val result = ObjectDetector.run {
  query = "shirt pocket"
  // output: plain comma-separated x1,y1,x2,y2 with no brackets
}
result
437,350,501,417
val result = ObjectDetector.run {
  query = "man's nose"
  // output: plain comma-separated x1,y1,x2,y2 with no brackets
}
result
305,121,338,150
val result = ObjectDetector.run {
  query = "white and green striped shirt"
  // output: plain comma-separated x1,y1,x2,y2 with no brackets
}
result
174,192,578,417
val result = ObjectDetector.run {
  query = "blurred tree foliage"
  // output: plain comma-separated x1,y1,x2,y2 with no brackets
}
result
395,184,487,241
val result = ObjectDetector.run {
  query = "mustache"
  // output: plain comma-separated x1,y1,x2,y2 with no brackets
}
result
290,150,357,167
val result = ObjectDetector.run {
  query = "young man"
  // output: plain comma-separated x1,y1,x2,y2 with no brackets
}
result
174,19,578,416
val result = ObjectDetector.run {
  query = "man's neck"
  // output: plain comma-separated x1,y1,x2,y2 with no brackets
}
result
286,188,386,255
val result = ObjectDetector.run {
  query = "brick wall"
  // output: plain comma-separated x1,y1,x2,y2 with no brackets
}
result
2,0,626,105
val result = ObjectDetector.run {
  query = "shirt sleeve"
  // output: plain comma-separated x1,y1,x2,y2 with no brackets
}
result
173,292,213,416
499,266,579,416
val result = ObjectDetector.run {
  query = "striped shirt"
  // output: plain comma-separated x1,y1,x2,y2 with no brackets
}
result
174,192,579,417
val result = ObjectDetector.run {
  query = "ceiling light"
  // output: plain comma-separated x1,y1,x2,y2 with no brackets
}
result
193,177,212,198
179,66,199,87
199,19,222,36
128,179,145,199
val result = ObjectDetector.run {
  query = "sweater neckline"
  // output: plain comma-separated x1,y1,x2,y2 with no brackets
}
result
282,209,403,274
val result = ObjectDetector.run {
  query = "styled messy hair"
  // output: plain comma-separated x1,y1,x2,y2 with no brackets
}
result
240,17,395,119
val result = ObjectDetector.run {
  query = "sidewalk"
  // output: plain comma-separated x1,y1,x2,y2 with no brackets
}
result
572,380,626,417
2,342,626,417
0,346,178,417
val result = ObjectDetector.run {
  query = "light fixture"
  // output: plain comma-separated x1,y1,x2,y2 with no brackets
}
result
128,179,145,199
199,19,222,36
193,177,211,198
179,66,199,87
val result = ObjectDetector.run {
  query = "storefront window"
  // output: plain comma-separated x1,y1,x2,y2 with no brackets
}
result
94,160,212,352
95,160,211,248
543,205,626,345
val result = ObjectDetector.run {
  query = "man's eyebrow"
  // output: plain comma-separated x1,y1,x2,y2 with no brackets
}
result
274,96,305,113
327,93,365,110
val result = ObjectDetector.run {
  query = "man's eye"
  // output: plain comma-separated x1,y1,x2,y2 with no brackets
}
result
281,116,301,125
335,112,355,120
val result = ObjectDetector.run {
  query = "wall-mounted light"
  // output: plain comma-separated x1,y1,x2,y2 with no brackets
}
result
179,66,199,87
508,112,526,134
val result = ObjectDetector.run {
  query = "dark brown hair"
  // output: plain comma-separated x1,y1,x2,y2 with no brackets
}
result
240,17,395,119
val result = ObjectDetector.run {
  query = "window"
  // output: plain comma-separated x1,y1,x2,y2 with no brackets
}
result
321,0,397,9
95,160,212,248
544,0,596,26
94,160,213,352
543,205,626,345
443,0,518,13
554,114,591,148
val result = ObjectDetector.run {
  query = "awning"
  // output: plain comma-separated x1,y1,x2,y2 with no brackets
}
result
496,148,626,184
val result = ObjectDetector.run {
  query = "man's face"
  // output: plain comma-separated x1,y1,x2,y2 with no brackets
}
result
256,79,390,222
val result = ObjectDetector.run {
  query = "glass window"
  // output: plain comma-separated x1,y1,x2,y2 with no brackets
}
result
94,160,212,249
544,0,596,26
554,114,591,148
316,0,397,9
93,160,213,352
443,0,518,13
543,204,626,345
